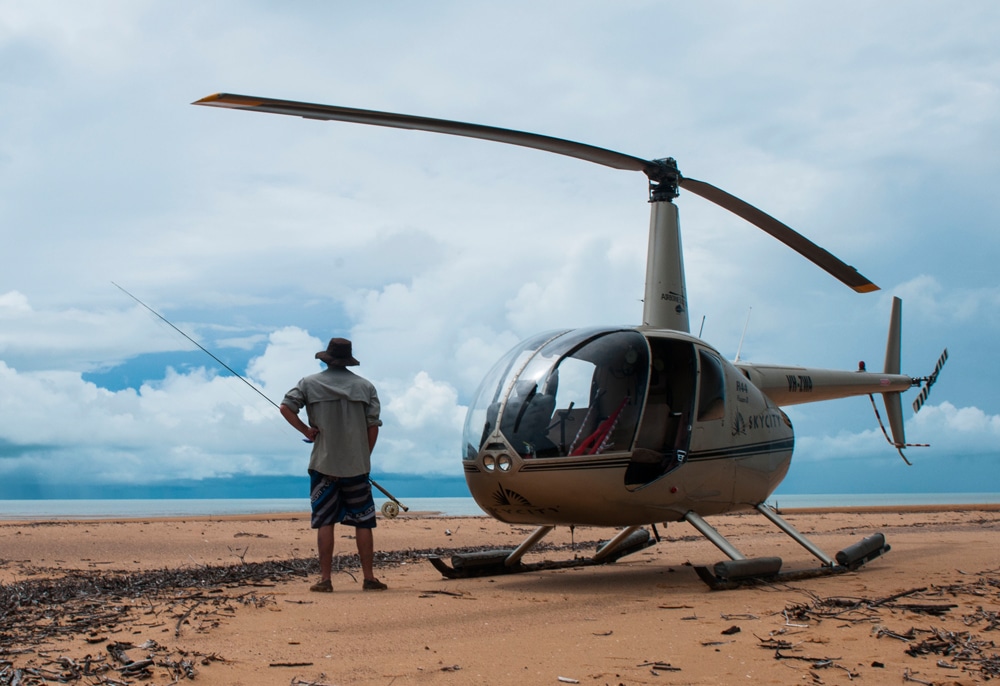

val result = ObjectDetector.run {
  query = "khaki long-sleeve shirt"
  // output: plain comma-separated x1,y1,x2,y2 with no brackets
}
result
281,367,382,477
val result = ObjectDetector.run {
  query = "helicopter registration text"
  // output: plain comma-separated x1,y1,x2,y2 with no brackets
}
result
786,374,813,392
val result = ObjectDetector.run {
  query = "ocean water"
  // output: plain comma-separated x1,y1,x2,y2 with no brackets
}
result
765,492,1000,509
0,493,997,520
0,497,485,520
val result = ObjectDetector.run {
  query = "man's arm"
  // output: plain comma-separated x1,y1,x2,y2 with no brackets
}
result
280,403,319,442
367,424,379,452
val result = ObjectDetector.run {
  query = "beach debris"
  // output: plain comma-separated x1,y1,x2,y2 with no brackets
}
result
0,641,220,684
290,678,336,686
773,650,858,679
557,676,580,683
721,625,741,635
781,585,956,626
417,589,470,599
902,668,934,685
638,659,683,677
756,634,795,650
772,571,1000,681
873,624,918,641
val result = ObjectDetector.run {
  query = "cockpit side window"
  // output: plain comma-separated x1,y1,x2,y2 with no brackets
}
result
697,349,726,422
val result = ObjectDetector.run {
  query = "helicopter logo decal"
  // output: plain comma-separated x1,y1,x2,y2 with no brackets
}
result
732,410,748,437
492,487,532,508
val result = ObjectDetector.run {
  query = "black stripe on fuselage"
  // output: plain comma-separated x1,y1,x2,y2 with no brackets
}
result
483,438,794,474
686,437,795,462
517,456,633,472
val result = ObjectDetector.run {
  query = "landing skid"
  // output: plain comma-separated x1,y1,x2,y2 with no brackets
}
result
427,504,890,586
693,548,886,590
428,525,655,579
689,504,891,590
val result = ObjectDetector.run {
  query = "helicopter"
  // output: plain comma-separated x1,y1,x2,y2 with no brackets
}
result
194,93,948,587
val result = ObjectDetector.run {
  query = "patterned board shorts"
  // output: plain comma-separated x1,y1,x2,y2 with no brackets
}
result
308,470,377,530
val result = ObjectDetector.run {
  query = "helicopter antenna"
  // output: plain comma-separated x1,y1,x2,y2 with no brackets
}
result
697,315,706,338
734,307,752,363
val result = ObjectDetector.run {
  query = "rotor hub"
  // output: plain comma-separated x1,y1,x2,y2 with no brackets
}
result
645,158,680,202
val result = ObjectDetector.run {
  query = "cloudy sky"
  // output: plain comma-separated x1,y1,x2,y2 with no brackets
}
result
2,1,997,499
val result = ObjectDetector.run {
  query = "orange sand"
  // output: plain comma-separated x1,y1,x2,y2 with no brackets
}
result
1,505,998,685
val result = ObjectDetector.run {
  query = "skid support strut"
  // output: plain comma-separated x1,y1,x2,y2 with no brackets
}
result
594,526,642,562
684,511,746,560
505,526,554,566
755,503,834,566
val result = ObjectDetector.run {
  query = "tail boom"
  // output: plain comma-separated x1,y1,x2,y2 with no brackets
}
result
736,364,913,407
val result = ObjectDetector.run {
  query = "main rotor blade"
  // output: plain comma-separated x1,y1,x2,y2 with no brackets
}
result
194,93,652,173
195,93,879,293
679,177,879,293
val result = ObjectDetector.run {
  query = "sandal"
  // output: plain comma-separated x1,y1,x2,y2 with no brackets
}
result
310,579,333,593
362,578,387,591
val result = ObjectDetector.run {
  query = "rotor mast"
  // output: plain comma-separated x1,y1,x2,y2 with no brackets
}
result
642,158,689,332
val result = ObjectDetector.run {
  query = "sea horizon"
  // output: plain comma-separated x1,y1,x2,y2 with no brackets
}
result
1,492,999,520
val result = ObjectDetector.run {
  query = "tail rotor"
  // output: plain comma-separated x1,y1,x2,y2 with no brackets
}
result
912,349,949,414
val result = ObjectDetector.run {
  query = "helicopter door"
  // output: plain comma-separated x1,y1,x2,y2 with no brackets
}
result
626,338,697,487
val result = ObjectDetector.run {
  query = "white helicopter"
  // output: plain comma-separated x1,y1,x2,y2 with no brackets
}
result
195,94,947,587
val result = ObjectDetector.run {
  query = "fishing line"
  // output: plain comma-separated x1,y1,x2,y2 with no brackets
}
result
112,281,280,411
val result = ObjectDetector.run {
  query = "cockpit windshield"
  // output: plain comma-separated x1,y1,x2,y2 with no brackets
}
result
463,328,649,459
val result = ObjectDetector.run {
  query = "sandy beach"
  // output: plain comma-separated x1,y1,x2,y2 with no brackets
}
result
2,505,999,685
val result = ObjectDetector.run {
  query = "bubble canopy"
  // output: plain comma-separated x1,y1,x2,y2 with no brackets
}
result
463,327,650,460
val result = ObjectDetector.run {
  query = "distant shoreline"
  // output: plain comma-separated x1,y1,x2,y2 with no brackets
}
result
2,501,999,526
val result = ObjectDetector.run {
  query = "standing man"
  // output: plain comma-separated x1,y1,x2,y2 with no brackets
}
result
280,337,387,592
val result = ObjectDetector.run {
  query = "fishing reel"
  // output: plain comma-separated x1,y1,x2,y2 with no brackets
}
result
380,501,401,519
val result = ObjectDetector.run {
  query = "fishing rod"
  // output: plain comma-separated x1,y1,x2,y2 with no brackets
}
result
113,281,408,517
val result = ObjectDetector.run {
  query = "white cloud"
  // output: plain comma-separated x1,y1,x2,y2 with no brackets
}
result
794,400,1000,465
912,401,1000,443
0,291,31,313
893,275,1000,326
246,326,324,401
0,358,295,486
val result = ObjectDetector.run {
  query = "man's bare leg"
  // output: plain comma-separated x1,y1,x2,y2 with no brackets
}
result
356,527,376,581
317,524,335,581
